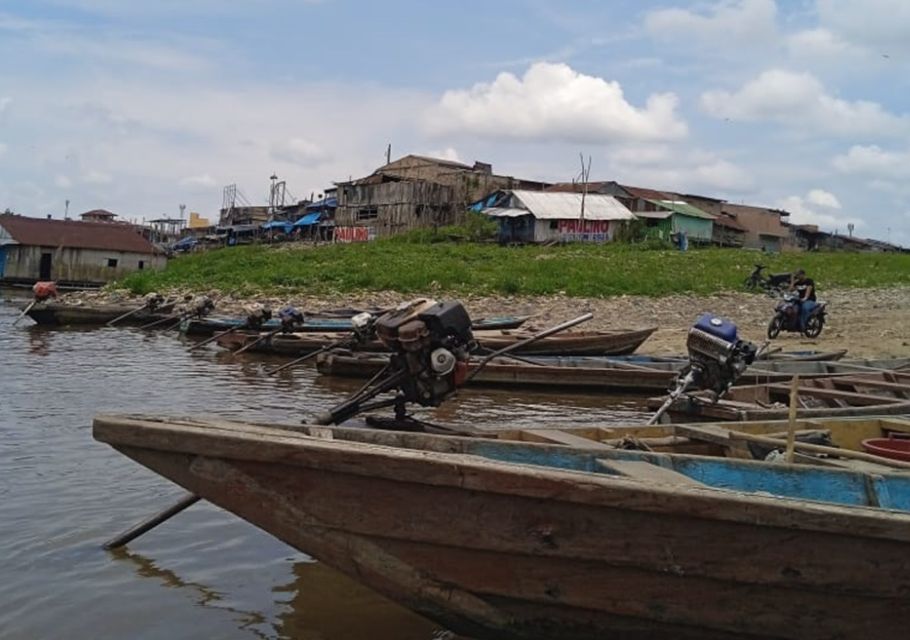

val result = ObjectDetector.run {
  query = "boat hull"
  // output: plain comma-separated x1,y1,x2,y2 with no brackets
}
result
94,416,910,640
219,327,657,357
183,314,531,336
24,302,176,326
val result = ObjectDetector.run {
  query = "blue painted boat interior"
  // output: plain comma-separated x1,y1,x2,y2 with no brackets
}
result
468,440,910,513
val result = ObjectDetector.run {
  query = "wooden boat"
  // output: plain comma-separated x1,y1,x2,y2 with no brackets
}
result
483,416,910,471
647,371,910,421
316,351,679,391
23,301,176,326
183,314,531,336
315,351,910,393
758,349,848,362
94,414,910,640
218,327,657,357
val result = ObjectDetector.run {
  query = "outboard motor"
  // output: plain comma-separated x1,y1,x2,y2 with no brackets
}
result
143,291,165,311
186,295,215,318
374,299,474,408
649,314,756,425
276,306,304,332
312,299,475,425
243,303,272,330
685,314,757,397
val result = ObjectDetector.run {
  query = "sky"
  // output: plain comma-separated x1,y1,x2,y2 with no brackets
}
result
0,0,908,245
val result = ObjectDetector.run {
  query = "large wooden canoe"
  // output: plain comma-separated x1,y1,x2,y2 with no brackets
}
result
94,414,910,640
23,301,176,326
315,351,910,393
184,314,531,336
218,327,657,357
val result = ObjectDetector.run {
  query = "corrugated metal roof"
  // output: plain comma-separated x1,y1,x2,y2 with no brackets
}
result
0,214,158,254
646,199,715,220
482,207,532,218
508,190,636,220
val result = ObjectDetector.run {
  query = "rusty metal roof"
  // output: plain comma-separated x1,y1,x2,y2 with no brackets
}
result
0,214,158,254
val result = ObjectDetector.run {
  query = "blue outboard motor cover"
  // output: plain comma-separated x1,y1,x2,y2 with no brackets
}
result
694,313,738,342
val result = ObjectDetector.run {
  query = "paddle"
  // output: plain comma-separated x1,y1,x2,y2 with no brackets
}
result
11,301,36,326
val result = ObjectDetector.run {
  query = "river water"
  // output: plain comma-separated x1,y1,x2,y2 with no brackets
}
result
0,294,649,639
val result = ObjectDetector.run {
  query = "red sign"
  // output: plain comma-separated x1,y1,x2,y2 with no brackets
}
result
557,219,610,242
334,226,375,243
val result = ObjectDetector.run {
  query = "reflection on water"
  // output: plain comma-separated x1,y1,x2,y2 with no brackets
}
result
0,297,648,639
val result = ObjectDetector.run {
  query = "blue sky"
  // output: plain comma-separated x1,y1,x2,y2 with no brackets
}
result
1,0,908,244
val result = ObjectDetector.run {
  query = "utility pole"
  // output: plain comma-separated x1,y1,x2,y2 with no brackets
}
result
64,199,69,220
386,143,391,165
579,153,591,221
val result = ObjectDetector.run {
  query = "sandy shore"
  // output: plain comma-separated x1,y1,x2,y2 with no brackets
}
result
69,285,910,359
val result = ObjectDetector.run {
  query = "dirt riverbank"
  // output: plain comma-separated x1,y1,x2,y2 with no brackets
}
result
64,285,910,358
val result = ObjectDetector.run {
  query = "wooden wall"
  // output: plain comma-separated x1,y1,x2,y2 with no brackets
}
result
1,245,165,284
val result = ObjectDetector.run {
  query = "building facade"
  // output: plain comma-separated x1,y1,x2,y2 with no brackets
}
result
0,214,165,286
335,155,550,238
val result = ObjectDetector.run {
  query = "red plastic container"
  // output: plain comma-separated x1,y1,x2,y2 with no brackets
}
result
861,436,910,462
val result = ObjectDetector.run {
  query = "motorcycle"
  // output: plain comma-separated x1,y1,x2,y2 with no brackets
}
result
767,293,827,339
744,264,792,296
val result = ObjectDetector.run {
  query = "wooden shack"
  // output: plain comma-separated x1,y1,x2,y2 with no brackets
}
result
334,155,549,238
0,213,164,287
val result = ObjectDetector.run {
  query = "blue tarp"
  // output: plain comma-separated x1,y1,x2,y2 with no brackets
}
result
260,220,294,233
305,197,336,211
293,212,322,227
171,237,198,250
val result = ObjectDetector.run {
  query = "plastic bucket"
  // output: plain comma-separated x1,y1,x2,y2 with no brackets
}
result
861,437,910,462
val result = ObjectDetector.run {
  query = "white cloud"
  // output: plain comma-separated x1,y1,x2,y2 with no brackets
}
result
54,174,72,188
605,149,754,195
806,188,841,208
179,174,217,189
778,192,863,230
82,170,113,184
817,0,910,53
425,147,461,163
270,137,330,167
701,69,910,136
645,0,778,48
786,28,866,61
425,62,687,144
833,145,910,179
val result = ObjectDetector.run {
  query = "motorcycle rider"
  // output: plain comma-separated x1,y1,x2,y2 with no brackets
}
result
791,269,817,331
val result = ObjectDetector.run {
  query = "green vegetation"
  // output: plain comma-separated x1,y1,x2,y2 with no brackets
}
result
119,241,910,298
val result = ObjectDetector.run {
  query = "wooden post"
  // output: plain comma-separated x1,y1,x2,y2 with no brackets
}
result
786,375,799,463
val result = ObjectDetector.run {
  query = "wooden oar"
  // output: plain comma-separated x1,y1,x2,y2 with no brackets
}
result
11,300,36,326
103,493,201,550
106,303,149,327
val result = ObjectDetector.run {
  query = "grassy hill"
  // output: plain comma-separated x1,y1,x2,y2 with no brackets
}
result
118,240,910,298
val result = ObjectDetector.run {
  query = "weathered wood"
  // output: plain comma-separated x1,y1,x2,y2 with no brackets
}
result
91,415,910,640
596,459,705,487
